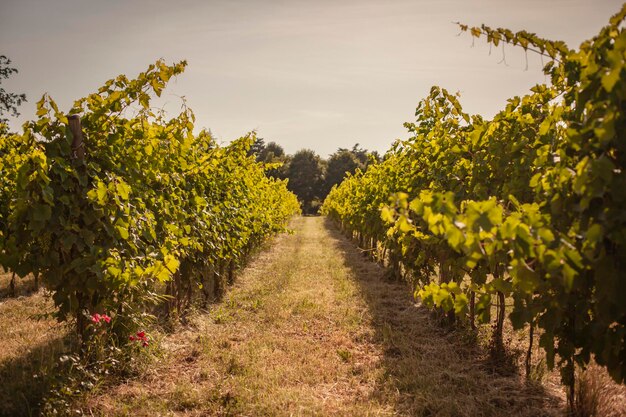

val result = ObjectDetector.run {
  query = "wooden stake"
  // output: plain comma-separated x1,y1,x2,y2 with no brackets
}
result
68,114,85,161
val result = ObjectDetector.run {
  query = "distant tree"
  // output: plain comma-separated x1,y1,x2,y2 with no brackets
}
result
258,141,288,179
350,143,381,167
286,149,325,214
322,144,381,195
247,137,266,158
324,149,364,195
350,144,369,166
245,138,288,178
0,56,26,124
258,141,285,161
368,150,381,164
261,143,378,213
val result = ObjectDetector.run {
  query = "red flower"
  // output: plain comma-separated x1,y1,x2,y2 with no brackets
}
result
101,314,111,323
129,330,149,347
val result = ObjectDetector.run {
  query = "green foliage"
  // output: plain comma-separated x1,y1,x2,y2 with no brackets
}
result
0,60,300,344
324,147,366,196
286,149,325,214
0,55,26,124
250,139,289,179
322,4,626,390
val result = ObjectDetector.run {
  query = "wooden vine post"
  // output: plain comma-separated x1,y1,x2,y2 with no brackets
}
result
68,114,85,161
68,114,88,346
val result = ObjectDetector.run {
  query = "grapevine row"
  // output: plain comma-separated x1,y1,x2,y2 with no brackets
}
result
0,60,300,343
322,4,626,402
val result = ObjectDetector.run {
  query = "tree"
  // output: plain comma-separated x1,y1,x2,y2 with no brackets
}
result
324,148,364,195
323,144,380,195
259,141,288,179
258,141,285,161
350,144,369,166
286,149,325,214
248,141,379,211
248,139,288,179
247,137,266,158
0,56,26,124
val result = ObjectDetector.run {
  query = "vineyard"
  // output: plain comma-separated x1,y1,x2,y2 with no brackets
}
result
1,3,626,417
0,60,300,413
322,4,626,411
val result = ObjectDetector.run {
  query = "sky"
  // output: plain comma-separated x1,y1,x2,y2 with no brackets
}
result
1,0,623,157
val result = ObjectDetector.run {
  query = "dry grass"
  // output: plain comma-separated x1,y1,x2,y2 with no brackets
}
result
573,363,626,417
78,217,563,416
0,269,38,298
0,271,69,416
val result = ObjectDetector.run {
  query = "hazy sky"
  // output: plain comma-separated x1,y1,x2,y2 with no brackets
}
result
1,0,622,156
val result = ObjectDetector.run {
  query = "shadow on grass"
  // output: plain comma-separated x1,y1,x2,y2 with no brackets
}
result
323,218,563,417
0,333,74,417
0,273,39,300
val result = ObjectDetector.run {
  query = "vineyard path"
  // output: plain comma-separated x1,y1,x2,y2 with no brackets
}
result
84,216,561,416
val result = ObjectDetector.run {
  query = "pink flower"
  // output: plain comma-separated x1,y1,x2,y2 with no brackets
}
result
91,312,112,324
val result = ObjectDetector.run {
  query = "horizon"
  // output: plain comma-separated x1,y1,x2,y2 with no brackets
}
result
1,0,623,157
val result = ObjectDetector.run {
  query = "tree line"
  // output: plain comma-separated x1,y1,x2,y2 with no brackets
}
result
247,138,380,214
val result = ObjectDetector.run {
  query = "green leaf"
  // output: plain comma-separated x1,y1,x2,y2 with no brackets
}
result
116,181,130,201
115,219,129,240
33,204,52,222
107,265,122,277
381,206,395,223
601,67,621,92
96,181,108,204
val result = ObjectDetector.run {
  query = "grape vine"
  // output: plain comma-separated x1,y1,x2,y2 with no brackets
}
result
322,4,626,404
0,60,300,344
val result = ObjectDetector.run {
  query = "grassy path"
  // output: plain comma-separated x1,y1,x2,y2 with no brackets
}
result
83,216,561,416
